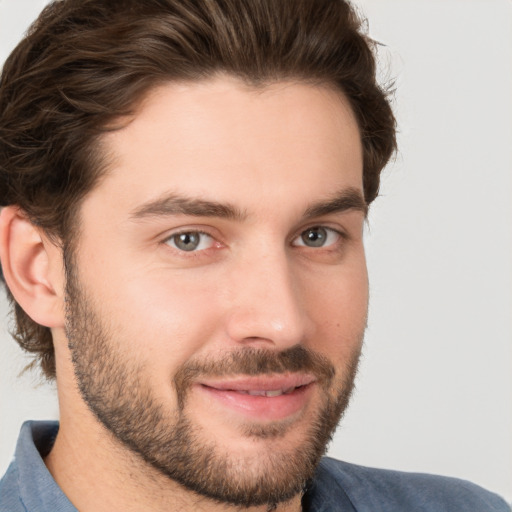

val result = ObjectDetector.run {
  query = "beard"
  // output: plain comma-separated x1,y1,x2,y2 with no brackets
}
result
64,258,363,509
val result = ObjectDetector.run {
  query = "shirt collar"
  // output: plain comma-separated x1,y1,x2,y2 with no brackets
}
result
303,458,357,512
15,421,77,512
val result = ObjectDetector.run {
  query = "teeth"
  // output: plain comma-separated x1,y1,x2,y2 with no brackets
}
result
239,388,297,397
265,389,284,397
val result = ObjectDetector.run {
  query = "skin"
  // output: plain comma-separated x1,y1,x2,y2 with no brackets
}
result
0,76,368,512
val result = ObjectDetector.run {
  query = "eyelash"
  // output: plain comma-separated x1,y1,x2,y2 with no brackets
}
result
162,225,346,256
163,230,218,254
291,226,345,249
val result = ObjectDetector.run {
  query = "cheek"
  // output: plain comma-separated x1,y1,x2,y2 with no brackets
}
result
82,259,225,376
302,259,368,359
134,279,223,355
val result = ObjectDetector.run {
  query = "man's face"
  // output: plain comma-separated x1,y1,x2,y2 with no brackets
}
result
64,77,368,507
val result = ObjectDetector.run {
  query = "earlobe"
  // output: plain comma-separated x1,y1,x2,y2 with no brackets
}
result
0,206,65,328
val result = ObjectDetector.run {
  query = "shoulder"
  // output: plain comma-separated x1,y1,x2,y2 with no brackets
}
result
307,457,510,512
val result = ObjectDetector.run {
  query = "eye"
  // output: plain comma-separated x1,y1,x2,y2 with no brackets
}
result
165,231,214,252
293,226,341,248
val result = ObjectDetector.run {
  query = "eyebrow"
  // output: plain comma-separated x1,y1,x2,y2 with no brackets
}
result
303,187,368,218
130,194,247,221
130,187,367,223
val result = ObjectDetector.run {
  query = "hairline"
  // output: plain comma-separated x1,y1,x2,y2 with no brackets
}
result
61,74,363,247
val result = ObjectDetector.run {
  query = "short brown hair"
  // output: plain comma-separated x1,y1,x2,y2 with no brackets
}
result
0,0,396,379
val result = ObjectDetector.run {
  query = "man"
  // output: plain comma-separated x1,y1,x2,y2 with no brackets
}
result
0,0,508,511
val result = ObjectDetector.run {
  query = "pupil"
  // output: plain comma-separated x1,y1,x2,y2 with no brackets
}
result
176,232,199,251
302,227,326,247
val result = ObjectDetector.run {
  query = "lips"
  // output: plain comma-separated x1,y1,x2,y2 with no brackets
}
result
200,374,316,391
196,374,317,421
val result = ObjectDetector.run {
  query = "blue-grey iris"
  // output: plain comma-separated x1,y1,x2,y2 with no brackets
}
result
174,232,200,251
301,227,327,247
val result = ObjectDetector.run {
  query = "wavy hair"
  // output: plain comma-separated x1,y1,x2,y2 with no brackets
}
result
0,0,396,379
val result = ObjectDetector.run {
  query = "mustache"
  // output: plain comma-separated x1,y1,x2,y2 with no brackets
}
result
173,345,335,409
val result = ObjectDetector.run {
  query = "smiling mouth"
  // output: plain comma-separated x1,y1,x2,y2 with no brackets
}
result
209,385,306,397
196,375,317,421
199,374,316,394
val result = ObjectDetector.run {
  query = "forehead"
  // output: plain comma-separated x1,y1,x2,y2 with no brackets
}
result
87,77,363,219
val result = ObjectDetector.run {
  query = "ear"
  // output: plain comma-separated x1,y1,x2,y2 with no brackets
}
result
0,206,66,328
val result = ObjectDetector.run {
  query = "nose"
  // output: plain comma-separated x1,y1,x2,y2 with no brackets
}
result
224,247,312,350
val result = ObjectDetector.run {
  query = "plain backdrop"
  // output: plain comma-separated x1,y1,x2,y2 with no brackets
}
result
1,0,511,503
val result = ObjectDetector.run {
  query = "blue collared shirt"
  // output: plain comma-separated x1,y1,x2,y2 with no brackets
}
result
0,422,75,511
1,421,509,511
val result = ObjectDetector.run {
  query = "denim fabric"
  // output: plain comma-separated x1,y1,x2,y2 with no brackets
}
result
1,421,509,512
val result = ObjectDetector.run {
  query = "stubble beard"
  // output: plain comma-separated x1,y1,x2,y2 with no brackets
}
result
64,259,363,509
